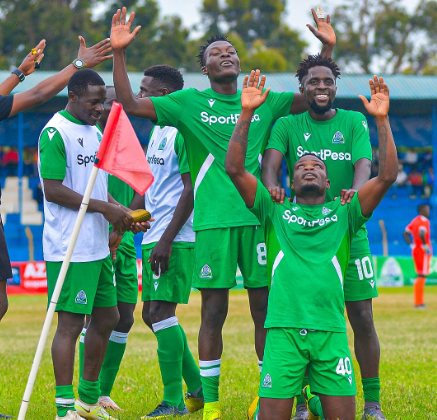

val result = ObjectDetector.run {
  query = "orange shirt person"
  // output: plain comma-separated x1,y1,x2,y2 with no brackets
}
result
404,204,432,308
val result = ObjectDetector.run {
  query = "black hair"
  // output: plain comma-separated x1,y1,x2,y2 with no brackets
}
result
143,65,184,93
418,204,429,213
296,53,341,85
297,152,328,175
68,69,105,97
197,34,233,67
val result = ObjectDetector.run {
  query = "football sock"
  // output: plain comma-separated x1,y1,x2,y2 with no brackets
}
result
153,316,184,408
55,385,75,417
414,276,426,306
99,330,129,397
362,377,380,403
78,378,100,405
258,360,263,373
78,327,86,380
199,359,220,403
295,375,309,405
178,324,202,395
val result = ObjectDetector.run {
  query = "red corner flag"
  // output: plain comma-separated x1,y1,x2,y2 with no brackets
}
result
95,102,153,195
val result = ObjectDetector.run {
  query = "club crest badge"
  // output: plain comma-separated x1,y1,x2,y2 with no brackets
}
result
332,131,345,144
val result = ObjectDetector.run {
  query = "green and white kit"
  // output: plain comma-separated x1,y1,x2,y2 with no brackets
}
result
142,126,194,303
250,181,371,397
266,109,377,301
150,88,294,289
38,110,109,262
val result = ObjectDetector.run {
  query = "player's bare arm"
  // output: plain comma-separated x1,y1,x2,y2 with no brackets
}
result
10,36,112,117
339,158,371,204
130,192,146,210
290,7,336,115
357,76,397,216
111,7,157,119
148,172,193,276
0,39,45,96
261,149,287,204
43,178,133,232
226,70,270,208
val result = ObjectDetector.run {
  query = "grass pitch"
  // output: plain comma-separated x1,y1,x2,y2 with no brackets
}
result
1,287,437,419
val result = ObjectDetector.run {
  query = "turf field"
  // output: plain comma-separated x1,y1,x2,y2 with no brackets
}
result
0,287,436,419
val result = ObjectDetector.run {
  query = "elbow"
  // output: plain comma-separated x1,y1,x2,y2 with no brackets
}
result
225,162,239,181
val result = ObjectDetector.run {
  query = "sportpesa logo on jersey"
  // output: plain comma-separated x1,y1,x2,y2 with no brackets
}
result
77,152,97,166
200,111,260,126
283,210,338,227
296,145,351,161
148,155,165,165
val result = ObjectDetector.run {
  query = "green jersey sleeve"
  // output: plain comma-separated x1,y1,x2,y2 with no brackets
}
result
39,127,66,180
348,193,372,236
249,180,275,224
266,91,294,120
265,117,289,154
351,112,372,164
150,89,190,128
174,132,190,175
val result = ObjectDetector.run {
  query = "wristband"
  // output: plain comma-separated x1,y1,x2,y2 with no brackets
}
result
11,68,25,82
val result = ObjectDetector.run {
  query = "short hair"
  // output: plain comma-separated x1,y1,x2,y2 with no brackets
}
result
197,34,233,67
143,65,184,93
297,152,328,175
418,204,429,213
68,69,105,97
296,53,341,85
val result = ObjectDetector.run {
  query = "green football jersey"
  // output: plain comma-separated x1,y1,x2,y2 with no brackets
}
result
108,174,136,257
151,88,294,231
250,181,371,332
267,109,372,201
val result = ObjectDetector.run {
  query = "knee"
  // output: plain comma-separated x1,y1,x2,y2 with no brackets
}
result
116,313,134,333
142,309,152,330
94,310,120,334
202,300,228,329
348,306,375,334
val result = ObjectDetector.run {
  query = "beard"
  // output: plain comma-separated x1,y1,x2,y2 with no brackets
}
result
310,99,333,115
300,181,323,195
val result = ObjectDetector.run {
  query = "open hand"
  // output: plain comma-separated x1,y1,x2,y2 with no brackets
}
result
307,7,336,48
268,186,286,204
359,76,390,119
337,188,357,205
241,70,270,111
111,7,141,50
18,39,46,75
77,36,112,68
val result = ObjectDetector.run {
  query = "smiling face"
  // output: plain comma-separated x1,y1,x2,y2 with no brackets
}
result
292,154,330,198
300,66,337,115
67,85,106,126
201,41,241,82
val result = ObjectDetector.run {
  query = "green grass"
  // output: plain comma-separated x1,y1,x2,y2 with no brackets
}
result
1,287,437,419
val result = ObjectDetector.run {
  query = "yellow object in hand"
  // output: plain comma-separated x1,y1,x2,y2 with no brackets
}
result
129,209,152,223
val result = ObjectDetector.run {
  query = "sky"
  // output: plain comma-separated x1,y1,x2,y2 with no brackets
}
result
157,0,422,51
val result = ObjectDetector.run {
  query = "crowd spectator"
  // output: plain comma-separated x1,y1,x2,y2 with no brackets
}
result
392,163,409,198
403,148,419,167
423,167,434,197
3,147,19,177
408,167,424,198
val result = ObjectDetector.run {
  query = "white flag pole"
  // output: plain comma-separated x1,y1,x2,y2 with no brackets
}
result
17,165,100,420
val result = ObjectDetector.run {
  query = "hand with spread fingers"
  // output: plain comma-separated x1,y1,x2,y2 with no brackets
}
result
241,69,271,111
111,7,141,50
18,39,46,75
307,7,336,50
359,75,390,119
268,186,286,204
76,35,113,68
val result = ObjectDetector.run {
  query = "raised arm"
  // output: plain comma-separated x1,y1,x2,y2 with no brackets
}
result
111,7,157,119
9,37,112,117
0,40,45,95
261,149,286,204
291,7,336,114
357,76,397,216
225,70,270,208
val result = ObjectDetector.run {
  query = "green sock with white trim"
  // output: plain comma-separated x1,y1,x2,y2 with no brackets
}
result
199,359,220,403
55,384,75,417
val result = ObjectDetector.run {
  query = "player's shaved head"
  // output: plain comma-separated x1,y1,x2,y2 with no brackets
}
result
143,65,184,93
418,204,430,217
68,69,105,97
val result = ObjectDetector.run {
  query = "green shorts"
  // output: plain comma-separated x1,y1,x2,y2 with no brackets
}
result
344,228,378,302
46,256,117,315
113,247,138,304
142,242,194,304
259,328,356,398
192,226,268,289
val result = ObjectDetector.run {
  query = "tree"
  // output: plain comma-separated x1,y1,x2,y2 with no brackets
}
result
332,0,437,74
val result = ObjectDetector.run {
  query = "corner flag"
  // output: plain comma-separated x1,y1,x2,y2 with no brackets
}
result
96,101,153,195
